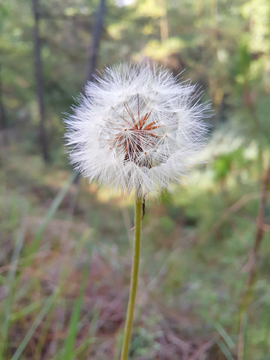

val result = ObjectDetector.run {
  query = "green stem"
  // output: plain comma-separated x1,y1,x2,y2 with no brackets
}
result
120,193,142,360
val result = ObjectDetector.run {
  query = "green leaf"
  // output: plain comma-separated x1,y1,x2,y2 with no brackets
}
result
63,264,89,360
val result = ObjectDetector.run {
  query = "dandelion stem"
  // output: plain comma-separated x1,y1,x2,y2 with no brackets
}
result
120,193,142,360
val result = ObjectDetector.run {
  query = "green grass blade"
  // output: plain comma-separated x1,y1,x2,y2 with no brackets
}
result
0,220,26,359
72,307,100,358
26,171,77,258
214,323,235,349
243,313,248,360
9,301,41,322
11,293,57,360
63,264,89,360
215,339,235,360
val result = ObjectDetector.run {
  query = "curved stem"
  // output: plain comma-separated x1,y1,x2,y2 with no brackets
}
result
120,194,142,360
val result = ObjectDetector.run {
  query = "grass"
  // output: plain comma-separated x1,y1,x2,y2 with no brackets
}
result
0,143,270,359
64,263,89,360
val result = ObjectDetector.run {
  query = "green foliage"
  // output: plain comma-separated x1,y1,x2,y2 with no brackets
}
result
160,216,175,235
213,154,231,182
213,148,249,182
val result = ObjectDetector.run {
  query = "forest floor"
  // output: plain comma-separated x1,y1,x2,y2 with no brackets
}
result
1,140,270,360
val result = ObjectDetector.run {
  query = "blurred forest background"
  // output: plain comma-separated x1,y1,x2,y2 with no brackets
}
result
1,0,270,359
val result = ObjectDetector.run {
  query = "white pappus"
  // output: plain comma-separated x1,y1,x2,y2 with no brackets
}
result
64,61,211,198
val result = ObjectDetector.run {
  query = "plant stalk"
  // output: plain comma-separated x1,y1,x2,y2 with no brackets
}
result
120,193,142,360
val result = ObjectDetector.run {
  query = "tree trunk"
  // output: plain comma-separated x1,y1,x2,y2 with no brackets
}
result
32,0,49,162
73,0,106,185
160,0,169,43
87,0,106,83
0,64,7,131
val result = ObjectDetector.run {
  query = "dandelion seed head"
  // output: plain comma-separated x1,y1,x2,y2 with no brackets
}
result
64,61,211,197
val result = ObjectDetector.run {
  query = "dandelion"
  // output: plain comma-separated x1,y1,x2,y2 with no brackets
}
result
64,61,211,360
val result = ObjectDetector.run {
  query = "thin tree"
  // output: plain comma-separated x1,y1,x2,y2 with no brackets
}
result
87,0,106,82
0,64,7,131
32,0,49,162
73,0,106,185
0,63,8,146
160,0,169,43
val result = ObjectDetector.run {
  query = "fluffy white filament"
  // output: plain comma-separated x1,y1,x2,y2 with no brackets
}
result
65,61,211,197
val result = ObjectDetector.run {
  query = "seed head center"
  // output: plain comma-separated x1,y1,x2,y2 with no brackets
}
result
113,111,162,165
